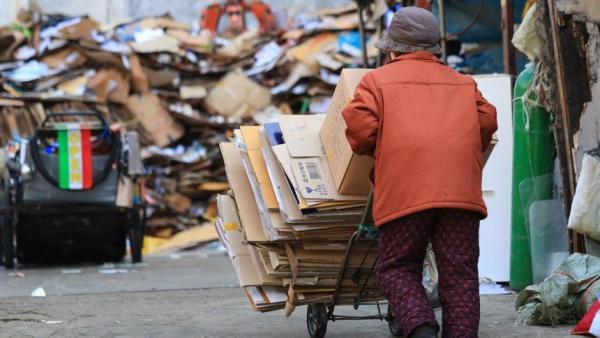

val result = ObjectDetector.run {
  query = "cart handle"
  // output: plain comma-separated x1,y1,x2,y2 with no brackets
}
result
357,191,375,239
39,110,110,131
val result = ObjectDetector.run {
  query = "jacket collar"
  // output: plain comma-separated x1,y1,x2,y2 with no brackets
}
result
387,51,444,65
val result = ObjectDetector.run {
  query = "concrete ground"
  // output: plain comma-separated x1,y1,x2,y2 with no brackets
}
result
0,248,574,338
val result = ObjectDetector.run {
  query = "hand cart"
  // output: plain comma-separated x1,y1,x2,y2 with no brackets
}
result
1,110,145,268
305,191,402,338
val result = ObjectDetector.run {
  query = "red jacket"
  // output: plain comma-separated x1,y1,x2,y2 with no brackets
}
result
342,52,497,226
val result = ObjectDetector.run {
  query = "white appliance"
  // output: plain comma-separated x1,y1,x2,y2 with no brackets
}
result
473,75,513,282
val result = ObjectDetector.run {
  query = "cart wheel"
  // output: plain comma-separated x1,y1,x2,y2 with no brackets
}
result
306,303,328,338
387,305,402,337
2,212,14,269
129,210,144,264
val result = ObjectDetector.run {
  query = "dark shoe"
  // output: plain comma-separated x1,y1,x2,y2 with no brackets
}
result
409,323,439,338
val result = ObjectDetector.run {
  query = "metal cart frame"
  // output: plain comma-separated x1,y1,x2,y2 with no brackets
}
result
305,192,402,338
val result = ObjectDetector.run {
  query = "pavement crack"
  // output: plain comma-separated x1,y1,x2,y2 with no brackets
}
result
0,285,240,300
14,310,50,317
0,318,45,323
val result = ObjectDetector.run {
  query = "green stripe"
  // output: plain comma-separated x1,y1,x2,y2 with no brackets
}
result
58,129,70,189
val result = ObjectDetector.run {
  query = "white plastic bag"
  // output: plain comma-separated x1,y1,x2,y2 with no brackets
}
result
512,3,543,62
423,244,439,306
568,154,600,241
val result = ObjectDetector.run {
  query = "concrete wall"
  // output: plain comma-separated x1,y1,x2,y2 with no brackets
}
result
0,0,349,26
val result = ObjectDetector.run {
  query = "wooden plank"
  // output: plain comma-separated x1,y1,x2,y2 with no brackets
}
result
547,0,575,212
546,0,591,253
438,0,447,63
501,0,516,75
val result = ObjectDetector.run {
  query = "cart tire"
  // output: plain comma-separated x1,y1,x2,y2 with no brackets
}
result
306,303,328,338
2,213,14,269
129,210,143,264
387,306,402,337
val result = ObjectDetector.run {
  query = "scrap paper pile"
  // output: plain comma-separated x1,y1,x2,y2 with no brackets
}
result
216,67,387,314
0,2,386,250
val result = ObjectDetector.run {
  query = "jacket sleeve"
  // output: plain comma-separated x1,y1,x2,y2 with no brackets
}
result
342,74,380,156
476,88,498,152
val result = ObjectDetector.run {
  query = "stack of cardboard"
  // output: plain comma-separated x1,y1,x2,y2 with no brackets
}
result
0,3,386,250
216,67,387,314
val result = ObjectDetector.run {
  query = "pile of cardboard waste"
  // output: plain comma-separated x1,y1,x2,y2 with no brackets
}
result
216,68,388,314
0,2,387,252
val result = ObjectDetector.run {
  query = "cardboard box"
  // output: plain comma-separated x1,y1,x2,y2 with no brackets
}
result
277,115,366,203
240,126,278,210
319,68,373,196
205,69,271,118
259,128,362,223
88,68,130,104
214,213,262,287
320,70,498,196
125,94,184,147
220,142,268,242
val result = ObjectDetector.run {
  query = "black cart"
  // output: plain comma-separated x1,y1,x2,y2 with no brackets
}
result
1,110,144,268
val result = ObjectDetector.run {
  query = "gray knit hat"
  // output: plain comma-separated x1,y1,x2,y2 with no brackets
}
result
375,6,441,54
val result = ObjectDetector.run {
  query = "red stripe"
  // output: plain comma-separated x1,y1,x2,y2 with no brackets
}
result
81,129,93,189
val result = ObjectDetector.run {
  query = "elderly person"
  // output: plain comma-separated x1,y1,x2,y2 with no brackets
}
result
342,7,497,338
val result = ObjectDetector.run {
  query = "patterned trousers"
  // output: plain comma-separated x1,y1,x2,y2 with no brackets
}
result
376,209,480,338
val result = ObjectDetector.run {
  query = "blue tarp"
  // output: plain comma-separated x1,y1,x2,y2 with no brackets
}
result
431,0,526,43
384,1,529,74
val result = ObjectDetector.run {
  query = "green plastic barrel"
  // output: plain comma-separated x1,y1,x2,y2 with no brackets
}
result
509,63,555,290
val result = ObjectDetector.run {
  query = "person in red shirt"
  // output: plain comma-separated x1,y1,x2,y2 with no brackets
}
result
200,0,275,38
342,7,497,338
